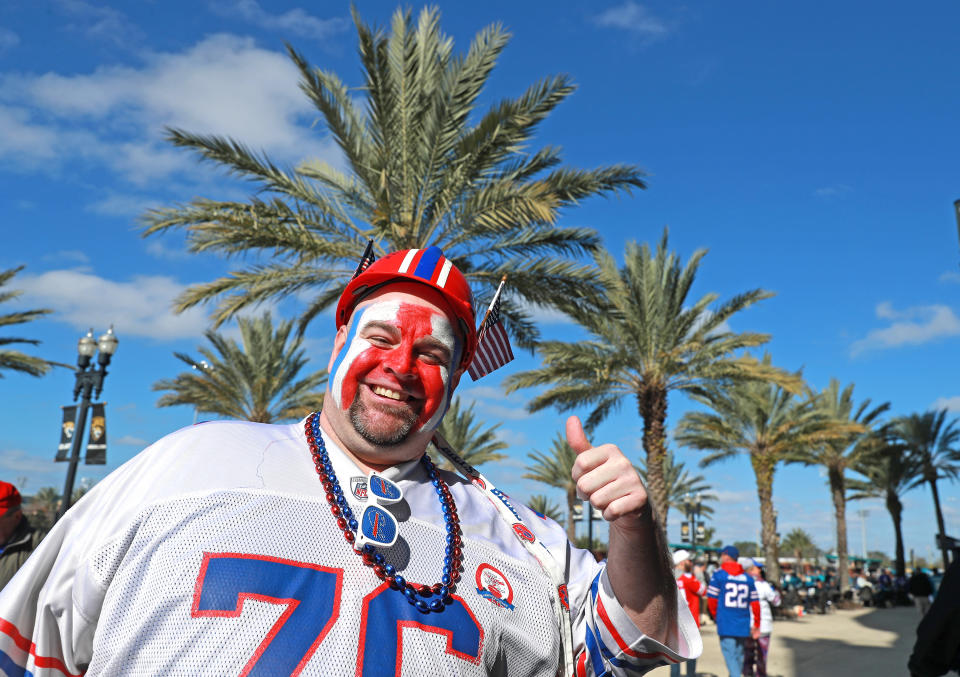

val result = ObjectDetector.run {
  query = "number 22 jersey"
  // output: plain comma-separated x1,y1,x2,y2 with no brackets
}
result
0,419,701,676
706,565,759,637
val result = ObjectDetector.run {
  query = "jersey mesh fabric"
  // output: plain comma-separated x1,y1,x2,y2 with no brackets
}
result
0,419,700,676
82,490,563,675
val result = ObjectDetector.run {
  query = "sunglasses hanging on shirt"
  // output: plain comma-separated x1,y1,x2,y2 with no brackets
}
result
355,472,403,549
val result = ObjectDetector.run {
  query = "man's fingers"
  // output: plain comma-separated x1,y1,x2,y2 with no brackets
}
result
566,415,592,454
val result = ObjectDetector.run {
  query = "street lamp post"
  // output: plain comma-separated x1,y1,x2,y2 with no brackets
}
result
684,492,703,551
58,327,118,519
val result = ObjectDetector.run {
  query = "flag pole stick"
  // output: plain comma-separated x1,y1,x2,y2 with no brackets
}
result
476,274,507,343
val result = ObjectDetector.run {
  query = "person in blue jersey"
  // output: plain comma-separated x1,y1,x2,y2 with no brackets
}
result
706,545,760,676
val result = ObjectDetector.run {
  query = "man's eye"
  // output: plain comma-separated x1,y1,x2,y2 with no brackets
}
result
366,335,392,346
419,352,445,365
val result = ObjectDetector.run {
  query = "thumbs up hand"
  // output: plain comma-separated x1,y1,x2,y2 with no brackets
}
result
567,415,650,527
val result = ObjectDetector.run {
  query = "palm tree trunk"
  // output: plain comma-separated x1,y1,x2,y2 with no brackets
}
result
638,384,669,531
566,484,578,542
828,466,850,594
751,453,781,585
929,478,950,567
886,490,905,577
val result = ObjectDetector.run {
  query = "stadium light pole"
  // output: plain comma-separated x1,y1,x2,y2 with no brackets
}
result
857,509,869,559
57,327,118,520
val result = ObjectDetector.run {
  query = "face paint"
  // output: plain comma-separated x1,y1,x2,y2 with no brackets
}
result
329,299,461,441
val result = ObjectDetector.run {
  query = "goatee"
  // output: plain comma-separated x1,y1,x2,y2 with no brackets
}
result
349,396,419,446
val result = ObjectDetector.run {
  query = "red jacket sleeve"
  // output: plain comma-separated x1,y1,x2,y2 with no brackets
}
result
708,597,718,618
750,599,761,629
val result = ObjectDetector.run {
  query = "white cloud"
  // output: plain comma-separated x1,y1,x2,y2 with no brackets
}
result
56,0,143,46
496,428,533,448
144,239,193,261
939,271,960,284
41,250,90,264
210,0,349,40
851,302,960,356
814,184,852,198
86,192,161,218
16,269,210,340
0,449,57,475
0,34,342,185
0,27,19,52
592,2,668,38
114,435,147,447
931,396,960,413
517,300,575,326
458,384,536,421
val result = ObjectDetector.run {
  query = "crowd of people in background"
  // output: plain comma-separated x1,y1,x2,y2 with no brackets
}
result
673,543,960,677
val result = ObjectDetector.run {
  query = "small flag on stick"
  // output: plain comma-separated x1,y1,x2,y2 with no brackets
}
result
352,239,377,278
468,276,514,381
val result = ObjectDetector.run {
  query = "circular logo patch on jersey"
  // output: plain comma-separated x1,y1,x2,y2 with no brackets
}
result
475,563,515,610
512,523,535,543
472,477,486,490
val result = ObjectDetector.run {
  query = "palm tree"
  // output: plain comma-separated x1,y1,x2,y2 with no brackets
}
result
895,410,960,567
637,449,716,522
676,369,837,584
432,396,508,471
505,231,799,529
781,527,820,566
152,312,326,423
848,426,920,577
0,266,57,378
527,494,564,523
524,432,578,540
141,7,645,347
788,380,887,594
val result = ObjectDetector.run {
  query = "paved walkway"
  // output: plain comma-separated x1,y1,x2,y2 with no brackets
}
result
649,605,921,677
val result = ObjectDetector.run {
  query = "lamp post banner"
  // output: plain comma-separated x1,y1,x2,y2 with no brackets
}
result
85,402,107,465
55,405,78,462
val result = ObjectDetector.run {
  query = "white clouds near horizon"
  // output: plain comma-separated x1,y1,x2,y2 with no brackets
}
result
16,269,210,340
851,302,960,356
0,33,341,186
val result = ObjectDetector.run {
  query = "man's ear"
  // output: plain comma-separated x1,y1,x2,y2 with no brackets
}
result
449,367,465,393
328,324,350,372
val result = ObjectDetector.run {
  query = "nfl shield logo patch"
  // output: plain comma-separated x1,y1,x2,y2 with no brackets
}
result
350,476,368,501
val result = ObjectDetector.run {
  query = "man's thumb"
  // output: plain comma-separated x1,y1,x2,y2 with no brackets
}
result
565,415,592,454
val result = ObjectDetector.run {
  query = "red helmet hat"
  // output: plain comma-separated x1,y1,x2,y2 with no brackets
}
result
336,246,477,369
0,481,22,514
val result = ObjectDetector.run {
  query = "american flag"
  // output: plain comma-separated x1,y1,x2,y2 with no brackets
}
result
468,282,514,381
352,240,376,278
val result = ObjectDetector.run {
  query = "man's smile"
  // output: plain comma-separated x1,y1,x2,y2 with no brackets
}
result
371,385,406,401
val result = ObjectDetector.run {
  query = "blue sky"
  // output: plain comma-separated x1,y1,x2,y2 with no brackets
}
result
2,0,959,562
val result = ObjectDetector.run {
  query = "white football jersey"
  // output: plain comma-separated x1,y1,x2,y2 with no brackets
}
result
0,419,700,676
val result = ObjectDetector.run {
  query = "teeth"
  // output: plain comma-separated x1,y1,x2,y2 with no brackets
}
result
373,386,404,401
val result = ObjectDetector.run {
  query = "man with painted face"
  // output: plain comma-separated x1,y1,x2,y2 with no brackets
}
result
0,247,700,676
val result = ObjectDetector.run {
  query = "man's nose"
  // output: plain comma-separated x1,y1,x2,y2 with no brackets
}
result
382,346,416,378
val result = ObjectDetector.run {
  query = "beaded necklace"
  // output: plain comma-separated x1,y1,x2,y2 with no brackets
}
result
305,412,463,613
